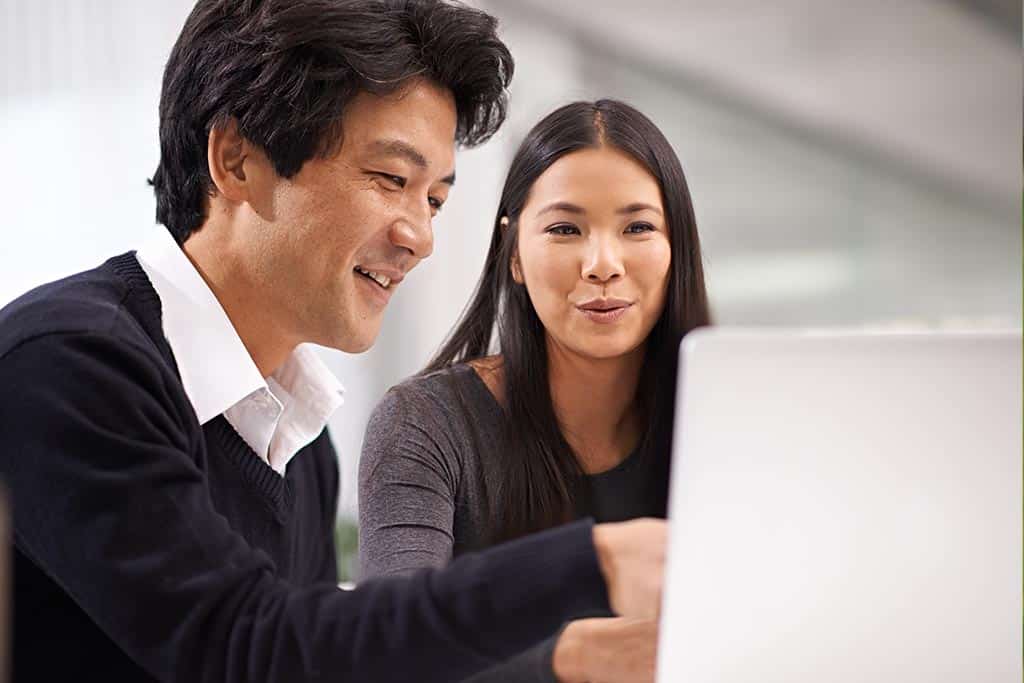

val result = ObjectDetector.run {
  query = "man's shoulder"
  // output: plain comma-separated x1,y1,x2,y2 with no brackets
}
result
0,253,155,360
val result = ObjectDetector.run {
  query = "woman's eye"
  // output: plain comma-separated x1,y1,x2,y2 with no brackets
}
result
546,224,580,236
428,196,445,212
625,222,655,234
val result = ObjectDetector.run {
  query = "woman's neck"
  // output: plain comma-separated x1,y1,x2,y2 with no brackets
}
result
546,338,646,474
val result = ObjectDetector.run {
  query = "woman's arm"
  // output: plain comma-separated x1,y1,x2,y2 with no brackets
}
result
359,385,460,577
358,382,661,683
360,382,568,683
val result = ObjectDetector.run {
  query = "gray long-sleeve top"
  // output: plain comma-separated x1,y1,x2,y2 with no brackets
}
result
359,363,666,682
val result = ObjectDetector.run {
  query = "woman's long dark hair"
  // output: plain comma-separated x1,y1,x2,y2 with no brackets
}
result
425,99,711,543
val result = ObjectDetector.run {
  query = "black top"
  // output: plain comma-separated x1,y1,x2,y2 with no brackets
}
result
0,253,609,682
359,364,667,681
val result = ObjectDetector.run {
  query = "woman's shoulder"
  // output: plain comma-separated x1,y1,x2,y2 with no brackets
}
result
465,355,504,402
393,362,482,401
369,360,502,432
361,362,505,483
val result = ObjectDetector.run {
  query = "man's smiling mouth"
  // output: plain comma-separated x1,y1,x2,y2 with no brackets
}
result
354,266,392,289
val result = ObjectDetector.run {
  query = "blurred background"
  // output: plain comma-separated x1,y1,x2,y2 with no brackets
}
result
1,0,1020,579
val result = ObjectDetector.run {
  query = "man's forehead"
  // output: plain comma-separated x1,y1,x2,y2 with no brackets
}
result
347,79,455,132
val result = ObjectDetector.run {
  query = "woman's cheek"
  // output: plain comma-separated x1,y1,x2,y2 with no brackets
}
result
639,241,672,318
530,254,577,308
535,247,577,285
631,239,671,288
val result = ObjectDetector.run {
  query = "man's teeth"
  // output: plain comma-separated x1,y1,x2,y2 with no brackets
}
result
355,266,391,289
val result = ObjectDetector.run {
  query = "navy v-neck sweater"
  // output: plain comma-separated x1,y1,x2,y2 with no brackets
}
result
0,253,609,682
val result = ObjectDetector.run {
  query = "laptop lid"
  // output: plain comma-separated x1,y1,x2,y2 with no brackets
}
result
658,329,1022,682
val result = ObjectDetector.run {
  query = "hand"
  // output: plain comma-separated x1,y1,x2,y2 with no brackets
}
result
552,617,659,683
591,518,666,619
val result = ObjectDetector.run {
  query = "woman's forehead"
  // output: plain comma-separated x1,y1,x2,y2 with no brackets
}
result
524,147,662,217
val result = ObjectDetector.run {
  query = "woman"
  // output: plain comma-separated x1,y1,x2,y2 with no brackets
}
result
359,99,711,682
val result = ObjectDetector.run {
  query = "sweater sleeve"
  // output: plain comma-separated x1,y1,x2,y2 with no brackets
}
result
318,435,342,584
459,633,561,683
0,332,609,683
358,386,459,577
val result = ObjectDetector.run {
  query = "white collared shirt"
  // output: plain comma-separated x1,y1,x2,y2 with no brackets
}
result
136,229,344,475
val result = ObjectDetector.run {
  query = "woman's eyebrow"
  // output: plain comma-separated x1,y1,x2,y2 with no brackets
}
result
534,201,663,217
536,201,585,217
617,202,662,216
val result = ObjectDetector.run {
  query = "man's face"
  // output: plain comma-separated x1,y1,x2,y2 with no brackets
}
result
243,79,457,352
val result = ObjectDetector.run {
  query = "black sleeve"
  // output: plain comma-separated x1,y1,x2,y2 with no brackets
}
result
0,332,609,683
459,633,562,683
318,434,341,584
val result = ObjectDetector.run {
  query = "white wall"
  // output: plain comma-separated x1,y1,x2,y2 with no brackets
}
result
2,1,1019,520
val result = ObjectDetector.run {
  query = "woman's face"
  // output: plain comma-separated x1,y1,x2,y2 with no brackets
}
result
514,145,672,362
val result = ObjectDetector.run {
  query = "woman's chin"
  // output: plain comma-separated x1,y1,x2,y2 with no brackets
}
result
564,337,644,363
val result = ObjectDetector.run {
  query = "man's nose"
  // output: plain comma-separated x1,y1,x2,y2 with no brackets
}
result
390,203,434,260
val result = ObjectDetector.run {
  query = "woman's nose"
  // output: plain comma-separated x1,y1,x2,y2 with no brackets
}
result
581,239,624,283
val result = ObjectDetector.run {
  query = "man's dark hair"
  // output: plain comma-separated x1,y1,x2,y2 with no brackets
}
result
150,0,514,244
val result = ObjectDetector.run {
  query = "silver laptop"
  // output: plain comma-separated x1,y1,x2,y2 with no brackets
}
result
657,329,1022,683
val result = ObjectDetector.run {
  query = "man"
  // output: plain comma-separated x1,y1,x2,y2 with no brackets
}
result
0,1,666,682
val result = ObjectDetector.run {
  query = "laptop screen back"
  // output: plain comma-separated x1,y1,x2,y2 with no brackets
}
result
658,329,1022,683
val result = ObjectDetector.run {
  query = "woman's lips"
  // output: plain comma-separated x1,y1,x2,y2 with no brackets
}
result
576,303,632,323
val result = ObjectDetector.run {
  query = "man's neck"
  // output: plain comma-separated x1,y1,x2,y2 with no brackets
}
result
546,338,646,473
182,231,295,378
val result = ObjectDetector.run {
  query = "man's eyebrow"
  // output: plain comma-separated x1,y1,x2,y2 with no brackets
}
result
617,202,662,216
368,139,455,185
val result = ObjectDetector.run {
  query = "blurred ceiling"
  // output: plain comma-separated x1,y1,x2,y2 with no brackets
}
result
3,0,1018,213
503,0,1021,213
952,0,1021,36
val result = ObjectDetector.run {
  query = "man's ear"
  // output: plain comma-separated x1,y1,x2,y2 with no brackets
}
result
207,117,251,203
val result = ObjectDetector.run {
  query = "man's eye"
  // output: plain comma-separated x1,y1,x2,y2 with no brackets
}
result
545,224,580,236
625,222,655,234
375,173,406,188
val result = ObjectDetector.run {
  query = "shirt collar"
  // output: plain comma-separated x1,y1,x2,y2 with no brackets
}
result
135,228,345,427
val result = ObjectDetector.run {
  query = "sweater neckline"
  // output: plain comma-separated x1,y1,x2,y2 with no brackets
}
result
106,251,295,520
209,416,295,521
107,251,180,376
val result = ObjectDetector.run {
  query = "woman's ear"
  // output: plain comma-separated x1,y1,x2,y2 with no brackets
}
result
502,216,524,284
510,250,523,284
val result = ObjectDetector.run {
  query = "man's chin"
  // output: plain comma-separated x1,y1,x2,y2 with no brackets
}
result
338,336,377,354
325,322,382,354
